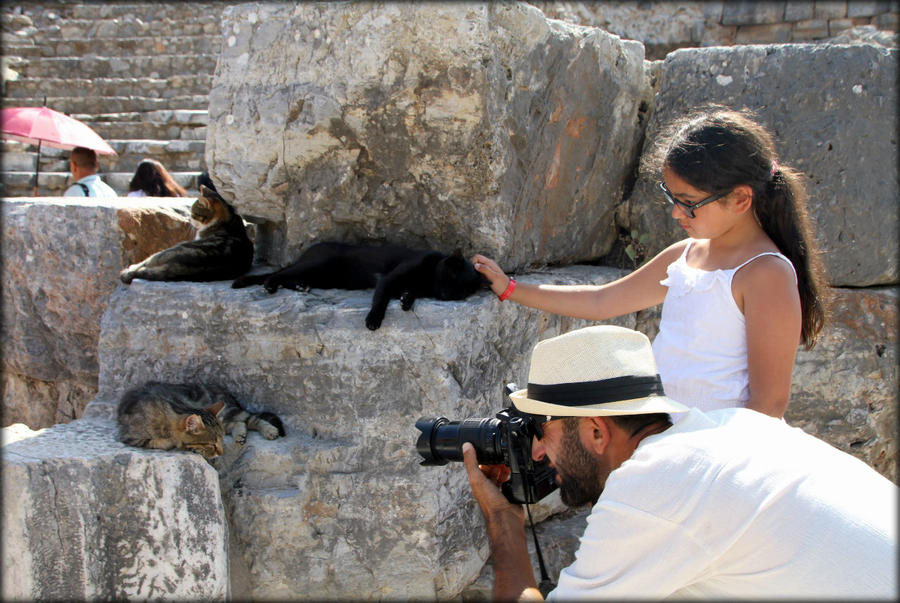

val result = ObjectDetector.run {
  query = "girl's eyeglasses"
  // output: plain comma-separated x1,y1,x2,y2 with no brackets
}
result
658,181,729,219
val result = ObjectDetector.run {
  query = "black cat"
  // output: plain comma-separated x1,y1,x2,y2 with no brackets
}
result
232,242,489,330
120,185,254,284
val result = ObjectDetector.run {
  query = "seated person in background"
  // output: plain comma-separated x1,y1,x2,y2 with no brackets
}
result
464,325,897,601
127,158,187,197
64,146,117,197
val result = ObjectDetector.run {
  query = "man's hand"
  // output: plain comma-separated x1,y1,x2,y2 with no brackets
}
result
462,443,543,602
462,442,521,521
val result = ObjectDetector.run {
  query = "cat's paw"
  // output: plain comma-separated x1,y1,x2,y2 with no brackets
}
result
365,311,384,330
120,268,135,284
400,291,415,311
233,432,247,446
263,278,280,294
259,424,281,440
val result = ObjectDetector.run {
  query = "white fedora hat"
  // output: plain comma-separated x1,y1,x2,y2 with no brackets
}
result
509,325,689,417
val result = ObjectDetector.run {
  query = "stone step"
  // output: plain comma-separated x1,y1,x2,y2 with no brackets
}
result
81,120,207,141
3,143,206,176
4,74,215,99
67,2,225,22
70,109,209,125
2,137,206,166
22,15,222,40
1,94,210,113
1,170,204,197
4,3,224,29
6,53,218,79
2,35,222,58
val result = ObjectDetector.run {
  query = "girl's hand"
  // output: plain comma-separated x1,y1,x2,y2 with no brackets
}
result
471,254,510,297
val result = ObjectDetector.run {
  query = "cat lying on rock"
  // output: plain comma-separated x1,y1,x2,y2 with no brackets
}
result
232,241,489,330
117,381,285,459
120,185,254,284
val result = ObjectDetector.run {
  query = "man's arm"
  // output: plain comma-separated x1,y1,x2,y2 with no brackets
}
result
462,443,544,602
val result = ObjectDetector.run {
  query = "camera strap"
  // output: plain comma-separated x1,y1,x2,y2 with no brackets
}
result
526,503,556,596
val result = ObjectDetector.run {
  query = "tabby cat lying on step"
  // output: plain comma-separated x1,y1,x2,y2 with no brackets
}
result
117,381,285,459
231,241,489,330
119,185,254,284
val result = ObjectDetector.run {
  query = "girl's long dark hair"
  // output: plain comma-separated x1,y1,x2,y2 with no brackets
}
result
128,158,187,197
652,107,828,349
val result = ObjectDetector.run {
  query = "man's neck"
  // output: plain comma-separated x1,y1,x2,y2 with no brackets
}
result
630,420,671,446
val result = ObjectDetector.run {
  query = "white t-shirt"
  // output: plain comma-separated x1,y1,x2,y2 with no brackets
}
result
548,408,897,600
63,174,118,198
652,240,796,412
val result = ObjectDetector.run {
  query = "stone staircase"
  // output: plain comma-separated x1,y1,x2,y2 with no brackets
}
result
1,1,223,197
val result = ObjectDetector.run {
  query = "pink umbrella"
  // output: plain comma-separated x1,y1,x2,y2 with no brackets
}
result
1,106,117,196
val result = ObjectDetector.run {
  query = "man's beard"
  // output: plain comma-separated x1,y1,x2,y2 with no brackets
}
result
556,419,608,507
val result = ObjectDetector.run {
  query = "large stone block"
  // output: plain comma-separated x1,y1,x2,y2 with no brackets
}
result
787,286,898,482
619,43,898,287
1,418,229,601
206,2,652,269
1,197,194,428
83,266,634,599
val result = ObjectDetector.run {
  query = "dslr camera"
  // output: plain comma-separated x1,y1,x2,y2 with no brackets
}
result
415,385,558,505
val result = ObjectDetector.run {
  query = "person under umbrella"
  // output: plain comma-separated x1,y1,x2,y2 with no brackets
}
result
64,146,117,197
1,106,117,196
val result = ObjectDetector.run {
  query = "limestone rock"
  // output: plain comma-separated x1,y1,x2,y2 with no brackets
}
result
84,266,632,599
619,43,898,287
207,2,651,269
1,197,194,428
1,418,228,601
787,287,898,482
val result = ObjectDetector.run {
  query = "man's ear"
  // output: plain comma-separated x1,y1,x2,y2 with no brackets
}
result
582,416,612,456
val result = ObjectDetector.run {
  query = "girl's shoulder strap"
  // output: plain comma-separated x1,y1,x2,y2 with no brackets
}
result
734,251,797,284
676,238,694,261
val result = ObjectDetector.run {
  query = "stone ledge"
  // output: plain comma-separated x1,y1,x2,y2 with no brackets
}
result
1,418,229,601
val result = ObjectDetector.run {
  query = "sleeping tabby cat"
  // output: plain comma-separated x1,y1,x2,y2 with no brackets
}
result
119,185,254,284
117,381,285,458
231,241,488,330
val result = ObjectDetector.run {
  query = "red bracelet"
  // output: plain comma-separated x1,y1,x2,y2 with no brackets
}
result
498,278,517,301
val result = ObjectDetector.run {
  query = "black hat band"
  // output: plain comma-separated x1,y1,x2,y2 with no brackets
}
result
527,375,665,407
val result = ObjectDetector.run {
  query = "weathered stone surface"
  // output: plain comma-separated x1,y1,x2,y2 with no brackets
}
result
1,197,194,428
618,43,898,287
1,418,228,601
83,266,635,599
787,287,898,482
206,2,651,270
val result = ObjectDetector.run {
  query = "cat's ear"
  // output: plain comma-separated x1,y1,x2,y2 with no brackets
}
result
184,414,206,434
206,400,225,416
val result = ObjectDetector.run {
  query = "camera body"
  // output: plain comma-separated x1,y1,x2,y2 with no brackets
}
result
415,387,558,504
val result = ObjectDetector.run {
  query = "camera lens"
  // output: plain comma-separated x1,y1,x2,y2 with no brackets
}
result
415,416,504,466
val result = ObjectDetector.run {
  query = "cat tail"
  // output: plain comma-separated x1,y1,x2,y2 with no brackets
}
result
231,272,273,289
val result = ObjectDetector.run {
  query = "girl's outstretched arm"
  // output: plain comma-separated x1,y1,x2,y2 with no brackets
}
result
734,255,803,418
471,241,687,322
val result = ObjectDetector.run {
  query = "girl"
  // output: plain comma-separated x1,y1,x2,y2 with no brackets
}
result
473,108,828,418
127,158,187,197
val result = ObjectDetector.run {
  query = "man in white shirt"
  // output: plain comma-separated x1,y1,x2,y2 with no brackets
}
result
464,325,897,600
63,146,117,197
